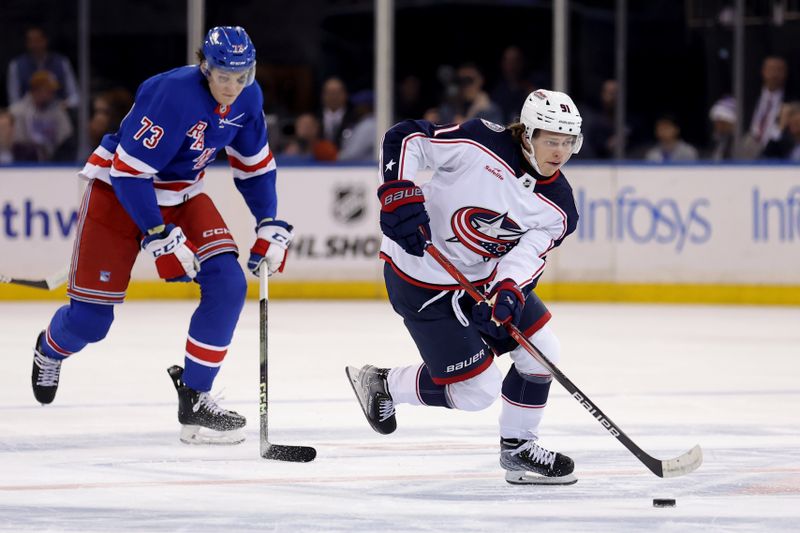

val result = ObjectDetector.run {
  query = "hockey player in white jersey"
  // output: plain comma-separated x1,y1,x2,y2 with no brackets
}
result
347,89,582,484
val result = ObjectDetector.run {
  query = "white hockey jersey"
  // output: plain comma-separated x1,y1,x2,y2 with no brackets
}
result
379,118,578,290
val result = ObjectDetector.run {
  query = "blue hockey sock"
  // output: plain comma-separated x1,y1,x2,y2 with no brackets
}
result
41,300,114,360
181,253,247,392
502,364,552,407
417,364,452,408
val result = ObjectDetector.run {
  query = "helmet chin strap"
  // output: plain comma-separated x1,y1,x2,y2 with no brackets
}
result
522,138,547,176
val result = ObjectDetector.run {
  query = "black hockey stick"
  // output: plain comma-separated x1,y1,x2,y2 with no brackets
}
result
259,266,316,462
424,241,702,478
0,267,68,290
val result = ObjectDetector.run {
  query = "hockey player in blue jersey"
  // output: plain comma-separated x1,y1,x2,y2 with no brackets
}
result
347,89,583,484
30,26,292,445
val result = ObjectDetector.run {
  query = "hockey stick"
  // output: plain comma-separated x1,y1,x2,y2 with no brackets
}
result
259,265,317,462
0,267,68,290
424,241,702,478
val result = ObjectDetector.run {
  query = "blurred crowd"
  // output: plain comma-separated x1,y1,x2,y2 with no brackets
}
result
1,28,798,165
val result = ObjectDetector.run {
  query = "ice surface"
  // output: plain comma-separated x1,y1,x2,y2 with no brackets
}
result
1,300,798,532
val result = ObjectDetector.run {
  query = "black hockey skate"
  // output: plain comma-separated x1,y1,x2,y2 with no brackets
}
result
167,365,246,445
345,364,396,435
500,438,577,485
32,331,62,405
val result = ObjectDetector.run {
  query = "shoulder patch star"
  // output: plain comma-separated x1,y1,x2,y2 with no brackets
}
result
385,159,396,172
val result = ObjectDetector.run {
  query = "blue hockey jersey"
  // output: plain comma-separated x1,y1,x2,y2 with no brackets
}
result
80,65,277,231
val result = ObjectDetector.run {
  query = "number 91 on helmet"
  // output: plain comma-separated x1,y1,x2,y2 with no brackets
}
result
520,89,583,154
200,26,256,87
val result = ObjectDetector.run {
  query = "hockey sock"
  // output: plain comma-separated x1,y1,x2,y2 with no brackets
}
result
388,364,451,408
182,254,247,392
499,364,552,440
42,300,114,360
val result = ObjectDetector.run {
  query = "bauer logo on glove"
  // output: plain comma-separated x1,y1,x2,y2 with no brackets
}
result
377,180,431,257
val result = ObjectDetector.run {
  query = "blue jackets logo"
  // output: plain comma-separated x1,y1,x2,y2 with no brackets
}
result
447,207,526,259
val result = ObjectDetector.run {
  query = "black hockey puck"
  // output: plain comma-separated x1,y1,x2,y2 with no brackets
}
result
653,498,676,507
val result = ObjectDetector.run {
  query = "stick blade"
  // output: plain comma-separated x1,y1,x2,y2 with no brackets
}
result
261,443,317,463
660,444,703,478
44,267,69,290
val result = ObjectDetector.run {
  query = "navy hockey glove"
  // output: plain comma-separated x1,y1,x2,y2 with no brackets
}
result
471,279,524,339
248,218,294,276
377,179,430,257
141,224,200,282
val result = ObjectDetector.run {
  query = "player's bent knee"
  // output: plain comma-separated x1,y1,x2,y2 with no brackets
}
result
199,253,247,306
511,324,561,376
67,300,115,342
446,362,502,411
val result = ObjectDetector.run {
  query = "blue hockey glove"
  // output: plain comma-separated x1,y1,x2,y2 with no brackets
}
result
472,279,524,339
141,224,200,283
248,218,294,276
377,179,430,257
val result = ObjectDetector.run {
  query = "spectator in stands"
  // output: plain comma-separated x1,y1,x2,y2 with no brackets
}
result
707,96,737,161
762,102,800,161
9,70,73,161
395,74,426,121
580,79,625,159
0,109,37,163
741,56,789,159
437,62,503,125
491,46,536,124
645,114,698,162
282,112,338,161
6,26,79,110
319,77,356,148
339,90,377,161
339,90,376,161
88,87,134,149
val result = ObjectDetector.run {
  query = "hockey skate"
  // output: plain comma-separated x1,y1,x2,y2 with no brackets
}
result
500,438,577,485
167,365,246,445
345,365,396,434
31,331,62,405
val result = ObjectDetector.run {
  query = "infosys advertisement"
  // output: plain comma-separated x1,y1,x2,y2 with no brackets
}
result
1,165,798,286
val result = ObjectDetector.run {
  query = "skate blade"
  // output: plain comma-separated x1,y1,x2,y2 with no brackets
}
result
504,470,578,485
179,425,245,446
345,366,395,435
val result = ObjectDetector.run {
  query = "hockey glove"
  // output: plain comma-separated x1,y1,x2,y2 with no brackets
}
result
377,179,431,257
471,279,525,339
141,224,200,283
248,218,294,276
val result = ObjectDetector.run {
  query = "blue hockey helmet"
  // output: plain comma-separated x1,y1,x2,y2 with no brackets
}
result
201,26,256,86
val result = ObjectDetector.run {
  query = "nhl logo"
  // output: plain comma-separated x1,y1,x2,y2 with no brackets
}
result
332,184,366,224
523,177,532,188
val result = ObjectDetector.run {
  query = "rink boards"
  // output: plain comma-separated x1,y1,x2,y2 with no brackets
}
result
1,164,799,304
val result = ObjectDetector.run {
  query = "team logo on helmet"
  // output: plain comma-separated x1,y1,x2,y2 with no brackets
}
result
447,207,526,259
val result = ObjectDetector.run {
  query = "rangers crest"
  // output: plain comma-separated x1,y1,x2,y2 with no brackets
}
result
447,207,526,259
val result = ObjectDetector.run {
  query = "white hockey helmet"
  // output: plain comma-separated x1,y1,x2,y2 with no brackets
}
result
519,89,583,172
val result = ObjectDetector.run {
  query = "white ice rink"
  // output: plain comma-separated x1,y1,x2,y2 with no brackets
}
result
1,300,798,532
